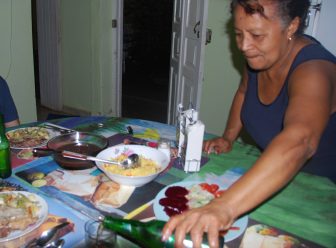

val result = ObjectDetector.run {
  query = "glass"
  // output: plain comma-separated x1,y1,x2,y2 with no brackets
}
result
158,138,171,160
84,220,116,248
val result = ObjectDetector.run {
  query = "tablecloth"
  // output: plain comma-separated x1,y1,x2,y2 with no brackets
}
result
6,116,336,247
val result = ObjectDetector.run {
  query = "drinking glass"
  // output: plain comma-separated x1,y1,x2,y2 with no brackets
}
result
158,138,171,160
84,220,116,248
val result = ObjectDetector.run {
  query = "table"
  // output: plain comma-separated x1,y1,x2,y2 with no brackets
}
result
3,116,336,248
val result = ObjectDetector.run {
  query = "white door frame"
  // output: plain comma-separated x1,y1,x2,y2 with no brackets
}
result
113,0,123,117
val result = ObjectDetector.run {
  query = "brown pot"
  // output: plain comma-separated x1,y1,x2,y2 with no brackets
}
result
34,132,108,170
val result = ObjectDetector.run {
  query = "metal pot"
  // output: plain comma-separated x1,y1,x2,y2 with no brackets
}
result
33,132,108,170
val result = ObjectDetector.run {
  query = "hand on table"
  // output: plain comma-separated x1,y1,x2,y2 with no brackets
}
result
162,198,235,248
203,137,233,154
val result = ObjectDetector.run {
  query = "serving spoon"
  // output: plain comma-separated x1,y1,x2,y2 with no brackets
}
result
61,150,140,169
25,222,69,248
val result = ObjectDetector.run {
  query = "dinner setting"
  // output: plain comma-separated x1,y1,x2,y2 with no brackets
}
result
1,113,334,248
1,0,336,247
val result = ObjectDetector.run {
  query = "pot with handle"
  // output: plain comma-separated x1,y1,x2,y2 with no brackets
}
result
33,132,108,170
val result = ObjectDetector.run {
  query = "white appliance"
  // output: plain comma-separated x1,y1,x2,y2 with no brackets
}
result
176,104,205,172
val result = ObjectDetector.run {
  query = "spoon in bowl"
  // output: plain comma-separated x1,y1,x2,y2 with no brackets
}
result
61,150,140,169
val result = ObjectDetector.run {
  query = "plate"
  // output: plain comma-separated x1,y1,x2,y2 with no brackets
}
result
0,191,48,242
6,127,58,149
153,181,248,243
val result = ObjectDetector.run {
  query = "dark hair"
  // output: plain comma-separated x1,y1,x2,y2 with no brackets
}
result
230,0,311,34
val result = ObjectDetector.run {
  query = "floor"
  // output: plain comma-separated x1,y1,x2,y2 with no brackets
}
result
36,102,74,122
122,75,169,123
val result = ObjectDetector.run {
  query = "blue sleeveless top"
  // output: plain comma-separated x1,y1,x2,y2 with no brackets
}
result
241,43,336,182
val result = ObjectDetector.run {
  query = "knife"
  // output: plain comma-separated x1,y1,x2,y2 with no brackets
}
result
42,122,75,134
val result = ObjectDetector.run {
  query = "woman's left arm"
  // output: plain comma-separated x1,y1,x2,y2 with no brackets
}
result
162,60,336,248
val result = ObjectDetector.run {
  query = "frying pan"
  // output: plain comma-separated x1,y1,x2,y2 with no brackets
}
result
33,132,108,170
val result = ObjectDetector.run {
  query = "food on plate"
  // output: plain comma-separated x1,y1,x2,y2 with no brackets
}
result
159,182,225,217
240,224,300,248
6,127,51,148
0,192,41,238
103,154,160,176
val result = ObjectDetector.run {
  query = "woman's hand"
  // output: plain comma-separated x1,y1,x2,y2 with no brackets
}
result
203,137,233,154
162,198,235,248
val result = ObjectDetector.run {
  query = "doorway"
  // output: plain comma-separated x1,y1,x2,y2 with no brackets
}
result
121,0,173,123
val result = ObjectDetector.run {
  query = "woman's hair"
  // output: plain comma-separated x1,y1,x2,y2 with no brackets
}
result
230,0,311,34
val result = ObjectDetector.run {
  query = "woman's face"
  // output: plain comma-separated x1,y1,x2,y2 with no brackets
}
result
233,1,290,70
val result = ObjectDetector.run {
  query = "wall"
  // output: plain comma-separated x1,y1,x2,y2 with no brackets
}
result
314,0,336,55
60,0,115,117
0,0,37,124
200,0,244,136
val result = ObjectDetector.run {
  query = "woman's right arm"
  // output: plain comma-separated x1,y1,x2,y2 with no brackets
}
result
203,68,248,154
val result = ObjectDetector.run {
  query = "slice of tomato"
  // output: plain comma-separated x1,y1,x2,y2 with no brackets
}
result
199,183,212,193
199,183,220,194
209,184,219,193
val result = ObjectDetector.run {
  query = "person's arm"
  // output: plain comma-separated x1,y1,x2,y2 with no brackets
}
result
203,68,248,153
163,60,335,248
0,77,20,127
5,119,20,128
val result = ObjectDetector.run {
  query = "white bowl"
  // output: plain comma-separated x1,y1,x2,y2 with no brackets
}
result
95,145,170,187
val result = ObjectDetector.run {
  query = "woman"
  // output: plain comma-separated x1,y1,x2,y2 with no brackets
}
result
162,0,336,247
0,76,20,127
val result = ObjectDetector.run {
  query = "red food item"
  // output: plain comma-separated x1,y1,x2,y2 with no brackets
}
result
160,185,189,217
165,186,189,198
159,197,188,208
199,183,219,194
163,206,181,217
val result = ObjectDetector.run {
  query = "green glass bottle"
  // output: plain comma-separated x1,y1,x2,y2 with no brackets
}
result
102,216,224,248
0,114,11,179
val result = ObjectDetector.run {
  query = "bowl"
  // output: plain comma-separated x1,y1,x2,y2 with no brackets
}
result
96,145,170,187
47,132,108,170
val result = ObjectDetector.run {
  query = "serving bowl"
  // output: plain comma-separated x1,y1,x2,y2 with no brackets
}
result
47,132,108,170
96,145,170,187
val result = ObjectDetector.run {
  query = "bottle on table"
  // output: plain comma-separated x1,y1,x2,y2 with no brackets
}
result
0,114,11,179
102,216,224,248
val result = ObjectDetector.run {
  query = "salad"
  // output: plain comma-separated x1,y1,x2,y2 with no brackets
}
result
159,182,225,217
0,192,41,238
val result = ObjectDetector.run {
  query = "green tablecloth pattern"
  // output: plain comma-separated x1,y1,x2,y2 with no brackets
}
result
196,141,336,247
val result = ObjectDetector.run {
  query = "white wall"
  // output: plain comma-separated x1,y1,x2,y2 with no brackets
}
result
0,0,37,124
315,0,336,55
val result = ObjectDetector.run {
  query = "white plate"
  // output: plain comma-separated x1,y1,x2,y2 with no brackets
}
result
6,127,58,149
0,191,48,243
153,181,248,243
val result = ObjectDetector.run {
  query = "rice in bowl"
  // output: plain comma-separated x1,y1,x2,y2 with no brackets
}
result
103,154,160,176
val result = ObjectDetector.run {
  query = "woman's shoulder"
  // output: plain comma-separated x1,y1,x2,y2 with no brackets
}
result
295,35,336,63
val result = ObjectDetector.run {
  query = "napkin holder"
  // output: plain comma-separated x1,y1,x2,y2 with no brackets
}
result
176,105,205,172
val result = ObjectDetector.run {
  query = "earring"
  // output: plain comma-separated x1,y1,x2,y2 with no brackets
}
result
288,36,292,41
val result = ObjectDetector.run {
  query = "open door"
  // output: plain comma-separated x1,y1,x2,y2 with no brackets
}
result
167,0,209,125
36,0,62,111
